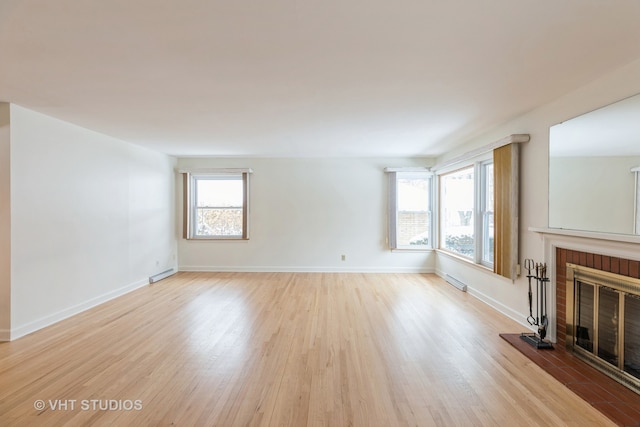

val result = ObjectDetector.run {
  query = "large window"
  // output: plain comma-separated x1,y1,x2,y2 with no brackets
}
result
440,166,475,257
183,170,250,240
389,171,432,249
439,161,493,267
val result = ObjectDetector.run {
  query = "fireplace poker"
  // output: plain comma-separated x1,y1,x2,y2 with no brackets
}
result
535,263,541,327
524,259,536,325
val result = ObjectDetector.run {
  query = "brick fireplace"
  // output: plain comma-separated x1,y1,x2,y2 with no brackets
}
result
501,237,640,425
555,248,640,349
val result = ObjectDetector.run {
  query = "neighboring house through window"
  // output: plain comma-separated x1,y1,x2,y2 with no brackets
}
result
387,168,432,250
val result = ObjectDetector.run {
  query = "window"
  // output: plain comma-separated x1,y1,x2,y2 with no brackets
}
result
388,170,432,249
433,135,525,279
439,161,493,267
481,162,494,265
182,170,250,240
440,166,475,258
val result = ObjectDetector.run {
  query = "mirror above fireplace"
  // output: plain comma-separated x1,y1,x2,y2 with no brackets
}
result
549,93,640,235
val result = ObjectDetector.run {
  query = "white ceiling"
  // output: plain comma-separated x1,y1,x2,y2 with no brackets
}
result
1,0,640,158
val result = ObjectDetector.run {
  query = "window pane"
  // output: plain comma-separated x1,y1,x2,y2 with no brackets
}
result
196,179,243,207
397,175,430,246
484,163,494,211
194,176,244,237
440,167,475,257
196,207,243,236
482,212,494,264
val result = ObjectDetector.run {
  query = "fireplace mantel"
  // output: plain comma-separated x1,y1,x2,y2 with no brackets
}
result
530,227,640,268
527,227,640,344
529,227,640,245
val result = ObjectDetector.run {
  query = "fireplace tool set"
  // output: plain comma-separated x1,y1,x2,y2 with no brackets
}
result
521,259,554,349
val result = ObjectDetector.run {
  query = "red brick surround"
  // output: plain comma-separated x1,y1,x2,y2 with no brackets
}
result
555,248,640,348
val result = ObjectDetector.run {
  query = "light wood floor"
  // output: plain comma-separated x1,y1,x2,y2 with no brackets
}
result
0,272,615,426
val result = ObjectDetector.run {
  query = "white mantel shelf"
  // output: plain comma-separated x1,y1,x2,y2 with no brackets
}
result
529,227,640,245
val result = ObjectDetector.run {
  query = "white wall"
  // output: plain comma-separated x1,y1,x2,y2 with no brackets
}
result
0,103,10,339
9,105,177,339
178,157,435,272
435,58,640,334
549,156,639,234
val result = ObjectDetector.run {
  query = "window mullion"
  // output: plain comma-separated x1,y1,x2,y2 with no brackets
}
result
474,162,483,264
190,175,198,238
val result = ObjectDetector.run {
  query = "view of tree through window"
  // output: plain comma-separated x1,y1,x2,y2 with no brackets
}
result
195,176,244,237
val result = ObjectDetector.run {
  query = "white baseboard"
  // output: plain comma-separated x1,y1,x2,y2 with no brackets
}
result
178,265,434,273
466,286,534,332
434,269,534,333
6,277,150,341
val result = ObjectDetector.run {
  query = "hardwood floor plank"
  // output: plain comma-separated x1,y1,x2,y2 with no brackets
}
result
0,272,616,426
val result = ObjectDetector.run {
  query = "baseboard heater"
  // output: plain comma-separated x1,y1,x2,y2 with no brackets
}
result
445,274,467,292
149,268,176,284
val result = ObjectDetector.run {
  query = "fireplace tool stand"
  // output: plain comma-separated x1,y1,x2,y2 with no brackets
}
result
521,259,553,349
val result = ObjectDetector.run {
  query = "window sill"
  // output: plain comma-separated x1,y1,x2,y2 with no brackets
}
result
391,247,434,253
186,237,249,241
435,249,493,273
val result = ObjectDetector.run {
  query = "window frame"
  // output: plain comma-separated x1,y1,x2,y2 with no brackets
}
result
387,169,433,251
438,159,494,268
478,160,494,268
634,167,640,235
182,169,251,240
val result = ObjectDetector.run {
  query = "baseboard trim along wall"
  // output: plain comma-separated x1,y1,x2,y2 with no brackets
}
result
6,277,151,341
178,265,434,274
435,270,533,333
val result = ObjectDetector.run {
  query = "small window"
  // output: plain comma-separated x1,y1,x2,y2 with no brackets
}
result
183,171,250,240
388,171,432,250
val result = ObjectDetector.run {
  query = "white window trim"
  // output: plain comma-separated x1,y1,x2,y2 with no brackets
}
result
634,166,640,235
478,160,494,268
437,158,494,268
181,168,252,240
386,167,434,251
